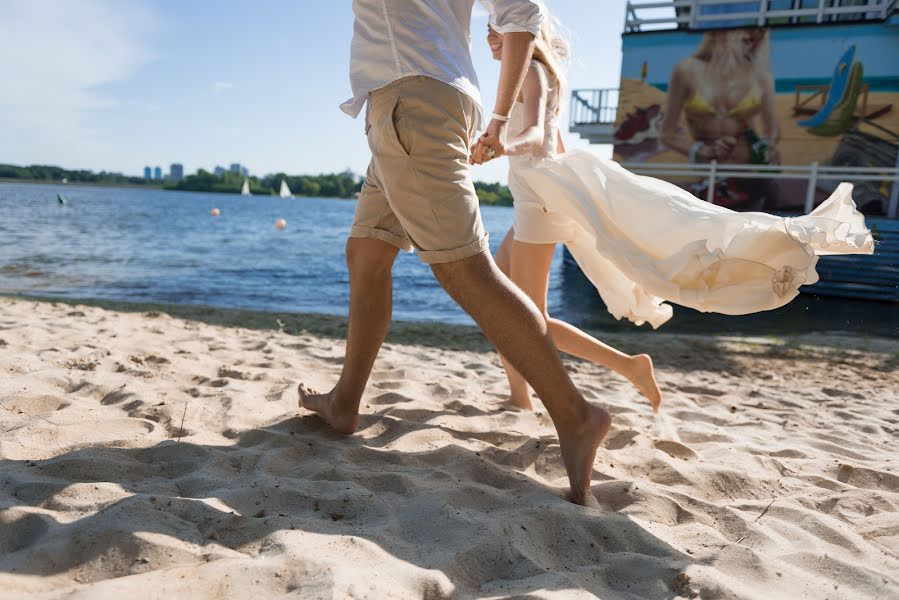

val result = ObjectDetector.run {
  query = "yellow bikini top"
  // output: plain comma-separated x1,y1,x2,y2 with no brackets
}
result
684,84,762,120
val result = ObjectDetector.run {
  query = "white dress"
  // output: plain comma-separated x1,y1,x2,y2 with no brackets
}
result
506,63,875,328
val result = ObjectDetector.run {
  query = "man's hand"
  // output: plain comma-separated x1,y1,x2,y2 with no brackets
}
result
470,119,508,165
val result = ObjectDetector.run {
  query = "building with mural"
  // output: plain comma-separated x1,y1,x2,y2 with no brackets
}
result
570,0,898,300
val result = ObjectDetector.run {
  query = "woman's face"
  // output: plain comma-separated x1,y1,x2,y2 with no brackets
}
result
741,30,765,59
487,26,504,61
739,32,755,59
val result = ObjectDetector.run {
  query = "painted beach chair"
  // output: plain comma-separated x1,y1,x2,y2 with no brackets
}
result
797,46,864,137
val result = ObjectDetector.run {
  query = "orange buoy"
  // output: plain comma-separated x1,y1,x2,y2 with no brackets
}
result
211,208,221,216
275,218,287,230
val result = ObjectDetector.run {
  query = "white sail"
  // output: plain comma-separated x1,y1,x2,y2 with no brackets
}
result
241,178,251,196
279,179,292,198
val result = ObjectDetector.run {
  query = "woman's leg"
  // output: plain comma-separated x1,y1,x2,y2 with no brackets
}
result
502,237,663,412
494,228,533,409
546,317,662,412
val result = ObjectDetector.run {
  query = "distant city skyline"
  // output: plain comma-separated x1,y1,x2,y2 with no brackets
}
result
1,0,622,184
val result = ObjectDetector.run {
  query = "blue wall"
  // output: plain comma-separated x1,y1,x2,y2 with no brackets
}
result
621,22,899,90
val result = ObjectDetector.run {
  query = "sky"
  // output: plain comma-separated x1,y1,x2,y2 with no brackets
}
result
0,0,628,184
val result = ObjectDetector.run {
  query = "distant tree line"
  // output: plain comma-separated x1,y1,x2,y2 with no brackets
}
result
0,162,514,205
0,164,156,186
166,169,515,205
164,169,364,198
473,181,513,206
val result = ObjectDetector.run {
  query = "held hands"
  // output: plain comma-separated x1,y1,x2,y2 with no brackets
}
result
469,119,508,165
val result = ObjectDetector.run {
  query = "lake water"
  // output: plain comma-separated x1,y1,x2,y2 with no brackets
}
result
0,183,560,325
2,182,896,337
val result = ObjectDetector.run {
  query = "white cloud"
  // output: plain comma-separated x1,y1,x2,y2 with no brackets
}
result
0,0,157,164
212,81,235,92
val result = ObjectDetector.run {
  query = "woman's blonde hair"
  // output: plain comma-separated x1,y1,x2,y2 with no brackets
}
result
531,4,571,116
694,28,771,77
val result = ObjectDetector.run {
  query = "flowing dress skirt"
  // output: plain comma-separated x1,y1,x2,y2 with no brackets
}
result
509,150,875,328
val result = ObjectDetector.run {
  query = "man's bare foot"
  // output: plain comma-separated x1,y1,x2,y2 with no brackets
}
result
558,404,612,506
297,383,358,435
626,354,662,413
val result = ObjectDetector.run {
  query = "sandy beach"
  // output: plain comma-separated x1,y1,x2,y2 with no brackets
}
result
1,295,897,599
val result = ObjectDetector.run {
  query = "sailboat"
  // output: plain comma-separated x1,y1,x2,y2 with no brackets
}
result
241,178,251,196
279,179,293,198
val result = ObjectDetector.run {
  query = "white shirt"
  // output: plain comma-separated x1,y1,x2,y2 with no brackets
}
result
341,0,544,129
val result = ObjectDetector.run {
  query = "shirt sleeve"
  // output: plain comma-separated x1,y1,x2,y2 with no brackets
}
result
478,0,544,36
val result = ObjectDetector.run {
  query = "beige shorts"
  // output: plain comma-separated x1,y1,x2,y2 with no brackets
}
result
350,76,489,264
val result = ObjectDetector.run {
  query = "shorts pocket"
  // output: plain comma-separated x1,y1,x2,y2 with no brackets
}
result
391,98,413,157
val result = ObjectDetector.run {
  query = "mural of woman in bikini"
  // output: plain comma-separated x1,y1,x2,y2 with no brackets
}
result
660,28,781,209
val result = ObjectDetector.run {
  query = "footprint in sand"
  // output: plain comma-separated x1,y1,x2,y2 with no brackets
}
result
217,367,253,381
201,378,229,388
100,388,134,406
64,380,97,395
3,395,70,414
373,380,403,390
822,388,865,400
265,384,292,402
653,440,697,460
0,513,51,554
281,342,310,351
605,429,641,450
370,391,416,406
837,464,899,491
676,384,726,397
144,355,170,365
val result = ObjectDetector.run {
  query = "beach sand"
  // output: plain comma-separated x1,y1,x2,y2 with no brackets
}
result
1,296,897,599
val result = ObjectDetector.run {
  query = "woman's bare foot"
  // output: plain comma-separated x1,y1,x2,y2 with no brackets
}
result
297,383,358,434
625,354,662,412
500,393,533,411
558,403,612,506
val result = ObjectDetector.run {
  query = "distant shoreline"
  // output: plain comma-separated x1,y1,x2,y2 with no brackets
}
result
0,178,360,200
0,177,165,191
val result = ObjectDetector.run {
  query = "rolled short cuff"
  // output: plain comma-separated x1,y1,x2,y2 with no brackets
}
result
349,225,414,252
416,233,490,265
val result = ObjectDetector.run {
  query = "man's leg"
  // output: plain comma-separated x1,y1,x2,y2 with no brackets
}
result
299,236,398,434
431,250,611,505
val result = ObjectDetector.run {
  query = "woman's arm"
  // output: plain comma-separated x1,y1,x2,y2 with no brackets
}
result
556,130,566,155
471,30,536,164
504,62,548,156
660,62,695,157
758,70,781,164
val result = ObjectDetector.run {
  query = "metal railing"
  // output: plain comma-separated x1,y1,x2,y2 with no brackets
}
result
567,88,899,218
624,0,898,32
622,160,899,217
569,89,619,127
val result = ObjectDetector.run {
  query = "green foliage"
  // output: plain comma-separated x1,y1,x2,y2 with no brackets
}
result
474,181,513,206
0,163,154,186
166,169,364,198
1,163,514,205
